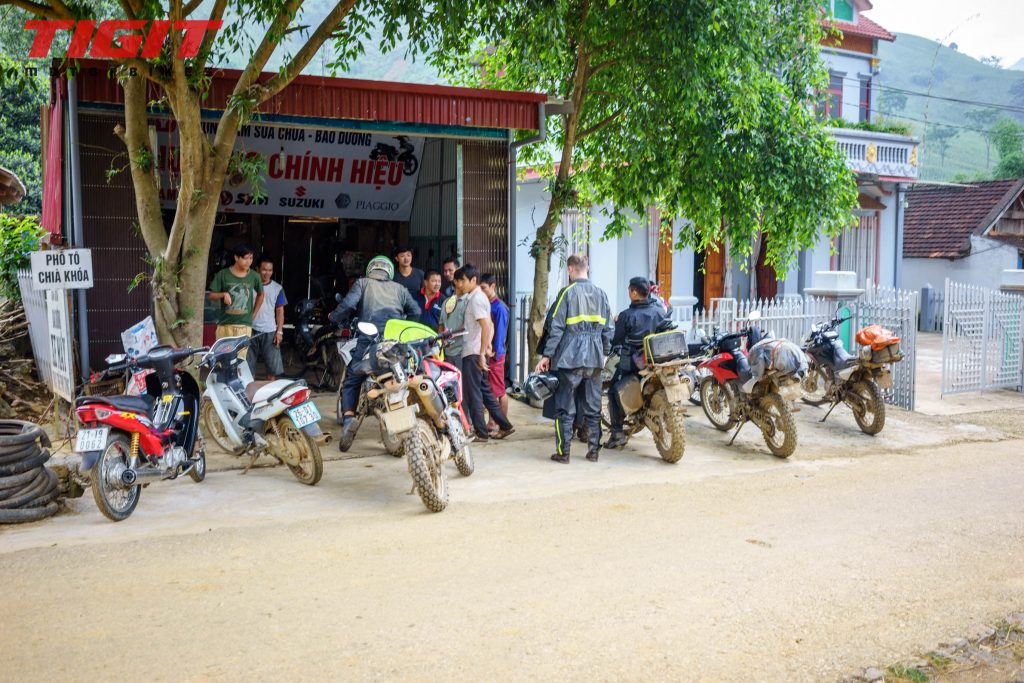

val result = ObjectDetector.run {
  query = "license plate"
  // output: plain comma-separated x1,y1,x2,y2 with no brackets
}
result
876,371,893,389
287,401,321,429
779,382,802,401
663,381,690,405
75,427,109,452
381,405,416,436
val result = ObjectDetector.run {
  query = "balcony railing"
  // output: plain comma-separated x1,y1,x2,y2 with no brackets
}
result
828,126,919,180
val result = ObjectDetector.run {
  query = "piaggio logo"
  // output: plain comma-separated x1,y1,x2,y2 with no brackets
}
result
23,20,222,59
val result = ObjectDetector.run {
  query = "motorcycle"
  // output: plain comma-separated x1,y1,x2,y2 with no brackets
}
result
334,318,360,424
292,296,345,390
603,320,697,462
339,322,471,513
697,311,805,458
199,335,324,485
74,346,208,521
368,135,419,176
801,312,903,435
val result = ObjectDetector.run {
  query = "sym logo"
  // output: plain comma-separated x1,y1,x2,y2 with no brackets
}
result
23,20,222,59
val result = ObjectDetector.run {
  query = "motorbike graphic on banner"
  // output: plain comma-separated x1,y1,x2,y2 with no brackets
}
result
155,120,424,221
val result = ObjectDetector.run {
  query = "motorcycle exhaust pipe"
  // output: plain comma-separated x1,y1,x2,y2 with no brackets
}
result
316,432,333,445
120,467,167,486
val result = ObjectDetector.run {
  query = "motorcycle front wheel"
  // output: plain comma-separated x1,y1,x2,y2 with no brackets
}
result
269,417,323,485
800,362,829,406
405,420,449,513
200,398,241,454
91,433,140,522
760,393,797,458
647,390,686,463
699,378,737,431
188,437,206,483
850,379,886,435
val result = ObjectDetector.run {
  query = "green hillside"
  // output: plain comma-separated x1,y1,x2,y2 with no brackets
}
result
876,33,1024,181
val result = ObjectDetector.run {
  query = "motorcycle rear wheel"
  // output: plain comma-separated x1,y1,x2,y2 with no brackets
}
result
270,417,323,486
91,433,140,522
800,362,830,406
760,393,797,458
700,378,737,431
380,421,404,457
850,379,886,435
405,421,449,513
648,390,686,463
335,366,347,424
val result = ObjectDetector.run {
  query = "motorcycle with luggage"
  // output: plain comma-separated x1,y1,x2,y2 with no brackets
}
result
697,311,806,458
603,320,697,462
199,335,324,485
801,312,903,435
74,346,209,521
339,322,472,512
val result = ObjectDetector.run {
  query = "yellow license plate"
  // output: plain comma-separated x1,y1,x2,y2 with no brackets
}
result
381,405,416,436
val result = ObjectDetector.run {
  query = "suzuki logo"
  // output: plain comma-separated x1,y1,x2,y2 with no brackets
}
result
294,186,307,197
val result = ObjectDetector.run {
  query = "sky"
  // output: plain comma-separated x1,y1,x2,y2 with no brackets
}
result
868,0,1024,68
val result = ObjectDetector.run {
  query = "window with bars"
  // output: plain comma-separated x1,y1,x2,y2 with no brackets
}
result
834,212,880,288
818,72,844,121
859,78,871,123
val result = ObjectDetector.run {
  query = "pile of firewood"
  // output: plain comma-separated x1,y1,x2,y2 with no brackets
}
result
0,299,51,421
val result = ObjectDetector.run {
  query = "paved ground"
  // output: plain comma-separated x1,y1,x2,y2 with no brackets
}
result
2,394,1024,681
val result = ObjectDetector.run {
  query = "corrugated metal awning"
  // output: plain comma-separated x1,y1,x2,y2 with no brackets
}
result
60,60,545,132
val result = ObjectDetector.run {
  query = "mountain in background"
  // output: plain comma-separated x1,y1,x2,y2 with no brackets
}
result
1010,58,1024,72
876,33,1024,181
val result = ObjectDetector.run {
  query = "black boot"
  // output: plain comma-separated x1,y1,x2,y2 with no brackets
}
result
585,447,600,462
604,431,628,449
550,452,570,464
338,416,356,452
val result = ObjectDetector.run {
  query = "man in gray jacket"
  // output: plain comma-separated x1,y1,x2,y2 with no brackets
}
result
535,254,613,463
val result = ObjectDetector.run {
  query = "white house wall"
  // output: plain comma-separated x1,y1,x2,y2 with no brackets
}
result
902,235,1019,292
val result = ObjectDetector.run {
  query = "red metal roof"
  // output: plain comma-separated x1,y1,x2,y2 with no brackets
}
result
60,59,545,131
823,15,896,42
903,179,1024,259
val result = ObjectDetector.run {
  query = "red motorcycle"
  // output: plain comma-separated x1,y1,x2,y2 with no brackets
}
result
697,312,804,458
74,345,209,521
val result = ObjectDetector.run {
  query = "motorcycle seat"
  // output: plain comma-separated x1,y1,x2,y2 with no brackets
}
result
245,381,273,402
76,394,154,415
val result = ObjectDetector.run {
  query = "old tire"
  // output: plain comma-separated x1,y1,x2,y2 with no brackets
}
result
700,378,736,432
335,366,347,424
271,417,323,486
455,445,474,477
91,433,140,522
200,398,239,454
405,422,449,513
381,422,404,457
850,379,886,435
648,390,686,463
760,393,797,459
800,362,830,406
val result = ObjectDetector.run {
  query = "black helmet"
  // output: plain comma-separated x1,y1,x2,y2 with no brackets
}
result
524,372,559,403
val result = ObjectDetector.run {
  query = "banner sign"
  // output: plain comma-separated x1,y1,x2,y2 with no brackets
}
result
156,120,424,221
45,289,75,402
30,248,94,290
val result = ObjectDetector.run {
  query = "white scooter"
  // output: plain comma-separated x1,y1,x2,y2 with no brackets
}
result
199,335,325,485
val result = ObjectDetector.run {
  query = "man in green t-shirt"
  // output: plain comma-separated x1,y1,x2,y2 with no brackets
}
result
208,243,263,358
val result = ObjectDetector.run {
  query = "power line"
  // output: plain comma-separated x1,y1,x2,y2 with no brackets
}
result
829,74,1024,116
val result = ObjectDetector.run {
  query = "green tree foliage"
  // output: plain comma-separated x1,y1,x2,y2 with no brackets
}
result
0,0,476,347
964,108,1000,169
926,124,958,165
436,0,858,351
0,213,47,298
991,118,1024,179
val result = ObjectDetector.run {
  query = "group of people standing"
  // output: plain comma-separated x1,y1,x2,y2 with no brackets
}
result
206,244,669,467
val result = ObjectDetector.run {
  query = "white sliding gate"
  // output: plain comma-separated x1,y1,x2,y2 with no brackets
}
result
941,279,1024,395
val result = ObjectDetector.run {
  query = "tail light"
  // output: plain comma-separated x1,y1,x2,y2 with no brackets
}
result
282,387,310,406
94,407,114,420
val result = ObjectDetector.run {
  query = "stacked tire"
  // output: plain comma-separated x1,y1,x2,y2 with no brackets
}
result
0,420,59,524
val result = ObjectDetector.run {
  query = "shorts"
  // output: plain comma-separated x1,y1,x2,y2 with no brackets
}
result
216,324,252,359
247,330,284,376
488,355,506,399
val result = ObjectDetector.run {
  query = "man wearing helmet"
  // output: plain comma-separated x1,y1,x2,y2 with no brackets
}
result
329,255,421,443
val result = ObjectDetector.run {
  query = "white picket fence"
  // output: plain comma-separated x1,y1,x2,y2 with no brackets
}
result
16,268,54,389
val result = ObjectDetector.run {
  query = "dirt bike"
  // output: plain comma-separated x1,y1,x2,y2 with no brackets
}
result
603,322,698,463
199,335,324,485
339,322,471,512
73,346,208,521
801,312,903,435
290,296,344,390
369,135,419,176
698,311,804,458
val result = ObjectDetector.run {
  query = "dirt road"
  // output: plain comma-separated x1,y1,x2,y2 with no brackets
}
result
1,402,1023,681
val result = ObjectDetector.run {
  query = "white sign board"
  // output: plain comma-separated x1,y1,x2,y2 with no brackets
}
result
156,119,424,221
30,249,94,290
45,289,75,402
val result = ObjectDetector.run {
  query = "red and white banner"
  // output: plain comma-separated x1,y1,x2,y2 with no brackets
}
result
156,120,424,221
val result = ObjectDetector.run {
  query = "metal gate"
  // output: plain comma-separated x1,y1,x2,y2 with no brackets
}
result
942,278,1024,395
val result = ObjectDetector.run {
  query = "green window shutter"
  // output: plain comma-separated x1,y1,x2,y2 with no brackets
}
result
834,0,854,21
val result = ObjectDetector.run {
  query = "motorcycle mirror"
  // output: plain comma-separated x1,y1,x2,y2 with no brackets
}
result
357,321,379,336
105,353,126,365
748,310,762,322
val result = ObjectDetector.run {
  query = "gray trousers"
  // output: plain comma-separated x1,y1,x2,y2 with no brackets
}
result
247,331,284,376
554,367,601,456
